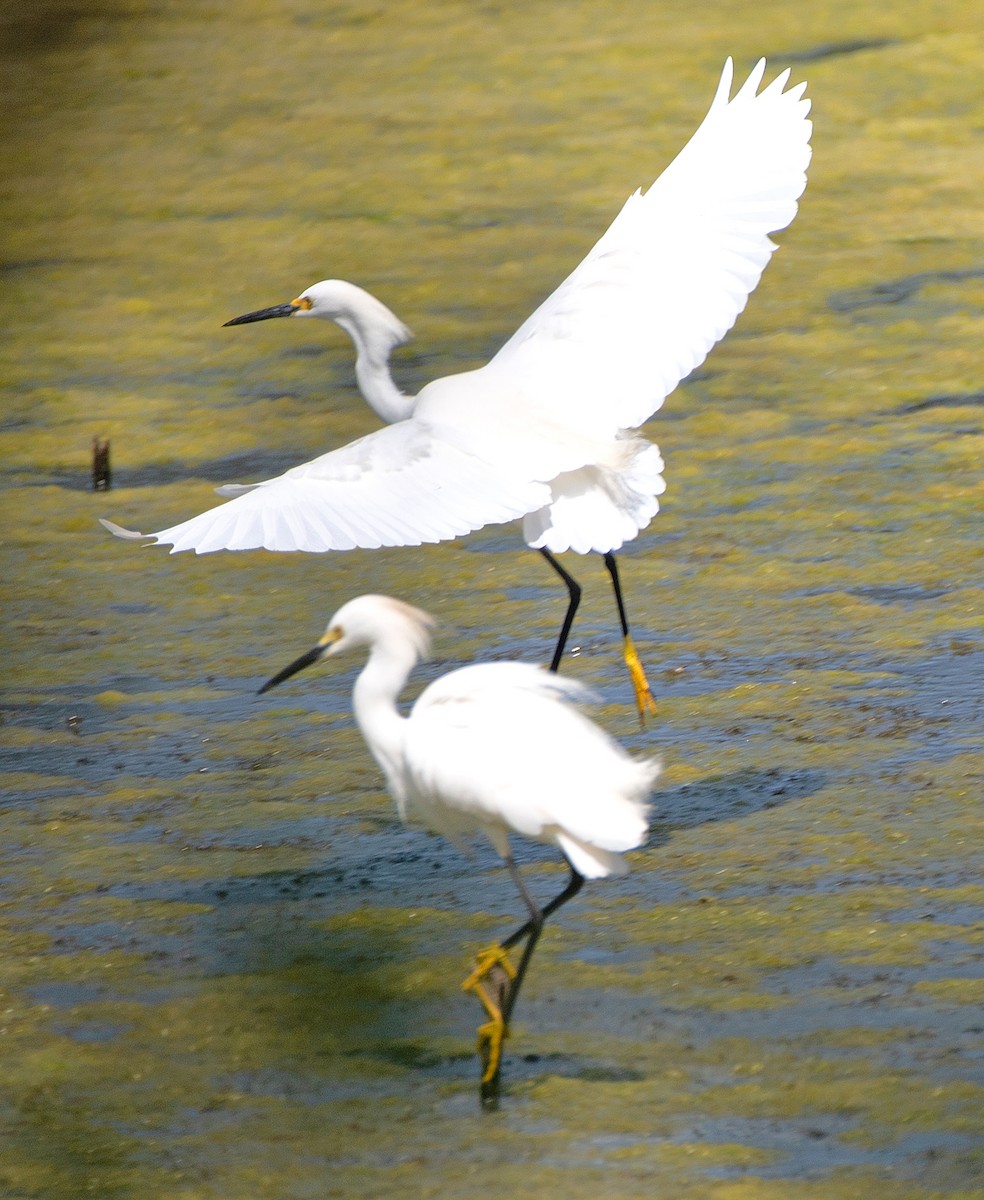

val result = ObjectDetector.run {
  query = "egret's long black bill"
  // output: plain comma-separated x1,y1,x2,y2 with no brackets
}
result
224,302,297,327
258,645,323,694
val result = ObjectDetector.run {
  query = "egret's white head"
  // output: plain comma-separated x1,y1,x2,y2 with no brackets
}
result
225,280,412,348
258,594,433,694
319,594,434,659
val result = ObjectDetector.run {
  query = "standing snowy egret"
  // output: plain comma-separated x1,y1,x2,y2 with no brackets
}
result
103,58,812,718
257,593,658,1109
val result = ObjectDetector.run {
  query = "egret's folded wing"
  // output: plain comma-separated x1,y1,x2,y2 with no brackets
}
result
103,420,551,554
406,664,654,852
417,661,598,708
474,58,812,435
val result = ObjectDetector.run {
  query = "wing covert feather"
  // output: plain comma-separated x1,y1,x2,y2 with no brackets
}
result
402,664,655,852
127,421,551,554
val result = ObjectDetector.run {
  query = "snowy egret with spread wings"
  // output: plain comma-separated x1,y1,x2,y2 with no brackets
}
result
257,592,658,1109
103,58,812,717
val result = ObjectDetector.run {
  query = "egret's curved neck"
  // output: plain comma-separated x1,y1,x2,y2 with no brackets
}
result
337,315,416,424
350,639,416,802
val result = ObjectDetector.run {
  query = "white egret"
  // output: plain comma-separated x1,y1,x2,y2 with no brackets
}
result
257,593,658,1109
104,58,812,717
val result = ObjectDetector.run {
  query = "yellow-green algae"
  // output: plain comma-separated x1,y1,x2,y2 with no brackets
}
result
2,0,983,1197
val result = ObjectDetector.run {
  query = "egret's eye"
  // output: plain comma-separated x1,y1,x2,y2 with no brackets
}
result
293,295,314,311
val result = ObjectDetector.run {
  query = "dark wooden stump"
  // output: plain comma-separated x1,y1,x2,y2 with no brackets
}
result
92,437,111,491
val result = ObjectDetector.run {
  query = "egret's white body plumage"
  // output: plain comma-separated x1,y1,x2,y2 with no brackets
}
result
263,594,657,878
104,58,811,559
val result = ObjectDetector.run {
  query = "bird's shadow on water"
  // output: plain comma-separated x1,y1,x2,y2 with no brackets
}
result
15,908,471,1196
161,763,827,919
649,765,826,844
5,758,846,1194
105,765,826,1097
40,758,825,1167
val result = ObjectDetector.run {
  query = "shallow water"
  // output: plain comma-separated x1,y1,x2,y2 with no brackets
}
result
2,2,983,1197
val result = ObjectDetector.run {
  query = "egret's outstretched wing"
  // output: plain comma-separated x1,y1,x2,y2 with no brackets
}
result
103,420,551,554
466,58,811,437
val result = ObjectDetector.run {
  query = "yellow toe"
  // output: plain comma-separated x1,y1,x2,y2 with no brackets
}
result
476,1015,508,1083
461,943,517,994
624,635,657,723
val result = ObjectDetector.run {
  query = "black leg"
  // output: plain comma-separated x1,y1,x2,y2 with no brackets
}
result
501,861,585,1024
604,551,656,721
501,863,584,952
539,547,581,673
471,858,585,1110
498,858,545,1026
603,551,631,638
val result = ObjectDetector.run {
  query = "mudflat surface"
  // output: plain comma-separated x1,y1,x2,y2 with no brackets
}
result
1,3,982,1197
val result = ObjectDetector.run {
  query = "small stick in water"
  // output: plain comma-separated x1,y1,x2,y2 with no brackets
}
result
92,437,111,491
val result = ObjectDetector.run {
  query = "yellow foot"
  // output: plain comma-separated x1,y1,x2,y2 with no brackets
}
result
461,943,517,996
624,634,657,724
475,1015,507,1083
462,944,517,1083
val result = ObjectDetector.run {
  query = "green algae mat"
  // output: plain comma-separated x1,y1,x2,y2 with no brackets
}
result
2,1,982,1197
